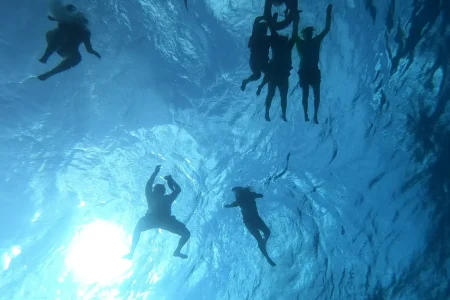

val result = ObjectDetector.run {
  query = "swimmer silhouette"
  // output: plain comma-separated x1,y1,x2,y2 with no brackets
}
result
296,4,333,124
260,12,299,122
224,186,276,267
37,4,100,81
124,165,191,260
241,16,271,92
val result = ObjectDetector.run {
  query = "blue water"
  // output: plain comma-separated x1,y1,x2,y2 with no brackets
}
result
0,0,449,299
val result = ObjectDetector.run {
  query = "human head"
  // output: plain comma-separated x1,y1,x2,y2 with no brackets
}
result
255,21,268,36
302,26,314,40
153,184,166,195
231,186,251,196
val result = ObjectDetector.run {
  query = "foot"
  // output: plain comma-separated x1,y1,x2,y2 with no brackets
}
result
37,73,50,81
281,115,287,122
266,256,276,267
313,117,319,124
173,251,188,259
304,114,310,122
38,57,47,64
241,80,246,91
123,253,133,260
265,112,271,122
256,86,262,96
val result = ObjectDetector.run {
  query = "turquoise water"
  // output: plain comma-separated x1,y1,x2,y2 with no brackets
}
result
0,0,448,299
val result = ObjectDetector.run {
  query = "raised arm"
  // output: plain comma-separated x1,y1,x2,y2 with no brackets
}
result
83,31,101,59
295,36,303,57
317,4,333,41
145,165,161,198
165,175,181,203
289,12,300,49
224,201,239,208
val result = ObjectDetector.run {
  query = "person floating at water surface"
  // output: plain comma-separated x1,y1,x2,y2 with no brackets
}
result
224,186,276,267
241,16,271,92
296,4,333,124
260,11,299,122
37,4,100,81
125,165,191,260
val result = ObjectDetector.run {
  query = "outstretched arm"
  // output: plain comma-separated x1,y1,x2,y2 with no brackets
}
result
317,4,333,41
254,193,264,198
83,32,101,59
224,201,239,208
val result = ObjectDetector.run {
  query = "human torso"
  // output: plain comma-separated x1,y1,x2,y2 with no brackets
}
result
237,196,258,221
59,22,89,48
250,36,270,58
146,194,172,218
271,38,293,73
298,37,321,70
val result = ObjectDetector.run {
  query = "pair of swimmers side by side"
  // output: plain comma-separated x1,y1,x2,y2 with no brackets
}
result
125,165,276,267
242,2,334,124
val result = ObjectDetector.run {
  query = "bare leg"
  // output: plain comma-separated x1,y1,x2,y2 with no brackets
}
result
38,52,81,81
242,71,261,91
257,218,271,244
265,81,276,121
246,222,276,267
279,78,289,121
256,73,269,96
312,83,320,124
39,29,65,64
301,85,310,122
124,217,151,259
162,217,191,259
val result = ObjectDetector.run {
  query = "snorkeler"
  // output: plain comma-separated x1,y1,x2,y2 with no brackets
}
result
260,12,299,122
37,4,100,81
124,165,191,260
224,186,276,267
295,4,333,124
241,16,271,92
263,0,298,30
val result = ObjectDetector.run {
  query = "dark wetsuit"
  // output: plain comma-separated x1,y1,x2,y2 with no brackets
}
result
238,193,271,238
264,0,298,30
226,188,276,266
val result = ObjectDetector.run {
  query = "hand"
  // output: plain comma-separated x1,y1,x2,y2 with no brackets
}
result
327,4,333,14
94,51,101,59
164,175,173,181
272,12,279,21
155,165,161,172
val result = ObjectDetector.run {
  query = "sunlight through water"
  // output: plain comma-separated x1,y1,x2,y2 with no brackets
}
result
64,220,132,285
